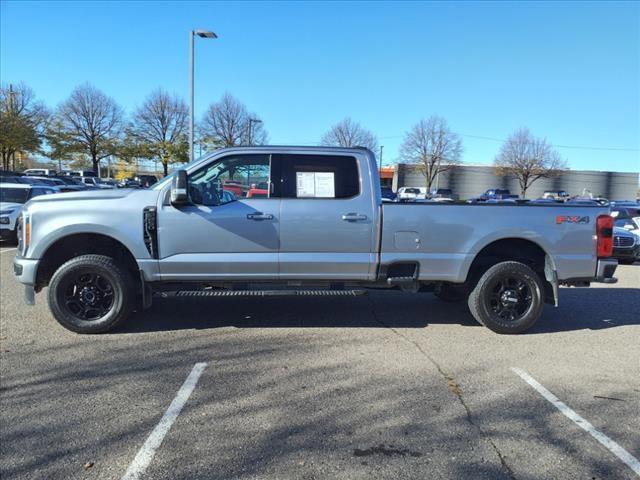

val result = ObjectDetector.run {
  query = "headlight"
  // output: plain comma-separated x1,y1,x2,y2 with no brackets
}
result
16,215,23,253
18,213,31,256
0,217,9,225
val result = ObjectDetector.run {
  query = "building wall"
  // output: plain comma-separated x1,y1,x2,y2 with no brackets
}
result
394,164,639,200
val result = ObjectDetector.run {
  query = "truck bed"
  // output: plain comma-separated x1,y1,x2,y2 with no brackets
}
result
380,202,608,282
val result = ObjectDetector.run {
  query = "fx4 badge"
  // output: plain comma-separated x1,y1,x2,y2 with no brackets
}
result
556,215,590,224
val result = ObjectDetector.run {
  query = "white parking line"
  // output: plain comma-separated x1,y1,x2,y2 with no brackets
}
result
0,248,17,253
122,362,208,480
512,367,640,477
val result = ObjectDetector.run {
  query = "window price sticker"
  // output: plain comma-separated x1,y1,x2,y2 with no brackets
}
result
296,172,335,198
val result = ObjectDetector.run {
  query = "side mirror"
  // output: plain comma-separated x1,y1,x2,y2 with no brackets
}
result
170,170,189,205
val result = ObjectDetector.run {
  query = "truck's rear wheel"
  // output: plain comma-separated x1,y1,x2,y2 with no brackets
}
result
48,254,134,334
468,261,544,334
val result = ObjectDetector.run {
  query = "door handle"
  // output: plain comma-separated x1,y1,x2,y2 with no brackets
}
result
341,213,368,222
247,212,274,221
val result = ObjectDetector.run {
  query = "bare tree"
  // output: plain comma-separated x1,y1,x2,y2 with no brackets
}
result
400,116,462,191
0,83,48,170
201,92,268,148
130,89,188,176
50,83,123,173
321,118,378,153
495,128,567,198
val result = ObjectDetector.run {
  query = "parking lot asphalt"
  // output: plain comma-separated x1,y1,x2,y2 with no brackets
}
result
0,244,638,480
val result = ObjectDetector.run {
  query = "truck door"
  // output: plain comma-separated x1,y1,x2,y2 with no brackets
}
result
276,153,376,281
157,153,280,280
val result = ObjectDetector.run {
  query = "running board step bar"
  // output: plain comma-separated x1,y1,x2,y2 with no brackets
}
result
168,289,368,298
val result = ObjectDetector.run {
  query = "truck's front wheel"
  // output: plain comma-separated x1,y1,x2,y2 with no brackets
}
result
48,255,134,334
468,261,544,334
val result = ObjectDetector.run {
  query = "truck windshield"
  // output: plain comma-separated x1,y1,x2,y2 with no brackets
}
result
1,188,29,203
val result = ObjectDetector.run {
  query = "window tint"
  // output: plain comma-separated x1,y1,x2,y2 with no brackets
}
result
278,154,359,199
189,154,271,206
0,188,29,203
30,188,48,198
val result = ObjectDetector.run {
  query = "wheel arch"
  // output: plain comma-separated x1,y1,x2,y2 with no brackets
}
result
35,232,140,292
465,237,558,305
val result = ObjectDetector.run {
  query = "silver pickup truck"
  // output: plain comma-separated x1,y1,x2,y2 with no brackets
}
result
12,146,618,334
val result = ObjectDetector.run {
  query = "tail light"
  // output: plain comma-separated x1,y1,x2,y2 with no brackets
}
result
596,215,613,257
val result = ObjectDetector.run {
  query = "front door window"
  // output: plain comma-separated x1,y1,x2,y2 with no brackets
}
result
189,154,271,205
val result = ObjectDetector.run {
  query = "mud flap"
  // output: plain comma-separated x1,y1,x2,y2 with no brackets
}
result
24,285,35,306
140,271,153,309
544,255,559,307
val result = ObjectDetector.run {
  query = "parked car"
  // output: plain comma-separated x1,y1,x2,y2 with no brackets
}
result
134,175,158,188
222,180,244,197
611,207,640,236
12,146,618,335
571,194,609,206
397,187,425,201
79,177,116,189
611,200,640,207
478,189,519,201
246,182,269,198
542,190,570,201
612,227,639,265
51,176,91,191
118,179,142,189
0,170,24,178
428,188,459,201
1,175,41,185
380,187,397,202
23,168,57,177
26,176,83,193
67,170,97,178
1,183,57,243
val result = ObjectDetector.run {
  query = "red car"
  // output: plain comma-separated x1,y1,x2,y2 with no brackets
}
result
246,182,269,198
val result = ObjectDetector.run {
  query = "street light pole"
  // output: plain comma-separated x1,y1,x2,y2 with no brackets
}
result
247,118,262,146
379,145,384,171
189,29,217,162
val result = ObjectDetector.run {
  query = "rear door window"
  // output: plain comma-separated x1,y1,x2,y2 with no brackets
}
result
276,154,359,199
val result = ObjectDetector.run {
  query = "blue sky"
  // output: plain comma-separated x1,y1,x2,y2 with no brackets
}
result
1,0,639,172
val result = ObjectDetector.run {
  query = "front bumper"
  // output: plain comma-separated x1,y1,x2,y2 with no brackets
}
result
612,245,640,261
13,255,39,285
0,227,15,239
595,258,618,283
13,255,39,306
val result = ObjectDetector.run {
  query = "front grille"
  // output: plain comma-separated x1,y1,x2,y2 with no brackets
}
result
614,235,634,247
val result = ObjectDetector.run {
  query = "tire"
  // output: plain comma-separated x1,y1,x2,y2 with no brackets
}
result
2,229,18,245
48,254,134,333
467,261,544,334
434,284,468,303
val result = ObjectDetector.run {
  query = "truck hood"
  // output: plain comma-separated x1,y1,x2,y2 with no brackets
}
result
26,188,160,205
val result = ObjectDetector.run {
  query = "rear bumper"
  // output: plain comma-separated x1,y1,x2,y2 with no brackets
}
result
594,258,618,284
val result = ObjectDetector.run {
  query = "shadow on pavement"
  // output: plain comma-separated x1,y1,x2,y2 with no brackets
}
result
115,286,639,335
1,331,634,480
